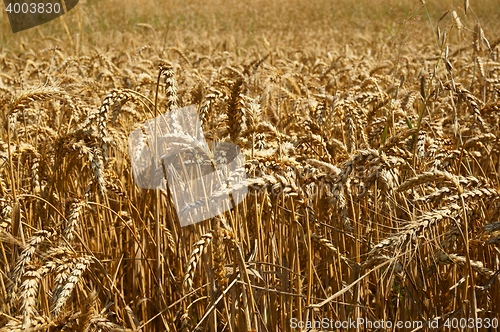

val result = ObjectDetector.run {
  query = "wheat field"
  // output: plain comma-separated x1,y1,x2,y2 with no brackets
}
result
1,0,500,331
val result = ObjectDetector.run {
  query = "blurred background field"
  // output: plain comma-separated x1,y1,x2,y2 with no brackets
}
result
1,0,499,50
